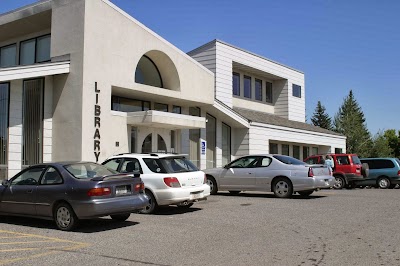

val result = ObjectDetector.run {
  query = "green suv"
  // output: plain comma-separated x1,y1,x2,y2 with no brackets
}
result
354,158,400,189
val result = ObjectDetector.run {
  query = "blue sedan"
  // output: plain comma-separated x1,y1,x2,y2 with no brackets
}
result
0,162,149,230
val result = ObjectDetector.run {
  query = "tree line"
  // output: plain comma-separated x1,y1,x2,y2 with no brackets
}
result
310,90,400,158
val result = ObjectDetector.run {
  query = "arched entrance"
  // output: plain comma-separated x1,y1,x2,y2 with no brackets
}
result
138,128,170,154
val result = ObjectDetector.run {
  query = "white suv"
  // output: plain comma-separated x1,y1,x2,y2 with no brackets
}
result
102,153,210,214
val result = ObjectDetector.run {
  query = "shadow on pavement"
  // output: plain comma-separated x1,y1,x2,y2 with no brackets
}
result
151,206,202,216
216,191,327,200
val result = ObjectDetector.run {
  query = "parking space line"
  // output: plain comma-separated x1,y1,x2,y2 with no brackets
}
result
0,230,89,266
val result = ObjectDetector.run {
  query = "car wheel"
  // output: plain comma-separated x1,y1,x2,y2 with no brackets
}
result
377,177,391,189
54,202,78,231
110,213,130,221
333,176,345,189
228,191,241,195
206,176,218,195
298,190,314,197
177,203,194,209
140,190,158,214
273,178,293,198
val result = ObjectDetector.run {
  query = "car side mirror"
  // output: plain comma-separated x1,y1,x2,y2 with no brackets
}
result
223,164,230,169
1,180,10,187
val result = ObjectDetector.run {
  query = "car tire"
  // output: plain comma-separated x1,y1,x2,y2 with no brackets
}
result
228,191,241,195
273,177,293,198
361,163,369,178
377,177,391,189
206,176,218,195
110,213,130,221
140,190,158,214
54,202,78,231
333,176,345,189
298,190,314,197
177,203,194,209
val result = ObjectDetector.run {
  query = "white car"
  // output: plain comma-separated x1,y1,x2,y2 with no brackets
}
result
102,153,210,213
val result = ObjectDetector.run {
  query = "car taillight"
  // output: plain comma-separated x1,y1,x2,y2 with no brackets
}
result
398,170,400,176
87,187,111,197
135,182,145,192
308,167,314,177
164,177,181,188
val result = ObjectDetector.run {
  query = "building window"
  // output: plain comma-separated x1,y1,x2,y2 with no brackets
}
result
154,103,168,112
265,82,272,103
111,96,150,112
270,143,278,154
293,145,300,159
189,107,201,167
135,55,163,88
206,114,216,169
335,148,343,154
232,72,240,96
172,105,181,114
221,123,231,166
171,130,176,153
255,79,262,101
142,134,152,153
157,134,167,153
0,44,17,68
282,144,289,156
22,79,44,167
0,83,9,180
312,147,318,155
293,84,301,98
244,75,251,99
20,35,51,65
303,146,310,159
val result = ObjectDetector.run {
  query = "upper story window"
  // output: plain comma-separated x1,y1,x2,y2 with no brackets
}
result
154,103,168,112
265,82,272,103
172,105,181,114
112,96,150,112
244,75,251,99
20,35,51,65
135,55,163,88
255,79,262,101
292,84,301,98
232,72,240,96
0,44,17,68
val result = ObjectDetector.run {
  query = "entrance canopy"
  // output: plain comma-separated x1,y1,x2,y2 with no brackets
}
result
111,110,206,129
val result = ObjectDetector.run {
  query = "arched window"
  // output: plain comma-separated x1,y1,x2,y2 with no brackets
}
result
141,134,152,153
135,56,163,88
157,134,167,153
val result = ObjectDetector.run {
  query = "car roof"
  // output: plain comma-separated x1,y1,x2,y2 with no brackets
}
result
109,153,189,159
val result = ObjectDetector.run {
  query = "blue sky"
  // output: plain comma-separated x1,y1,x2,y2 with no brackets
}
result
1,0,399,135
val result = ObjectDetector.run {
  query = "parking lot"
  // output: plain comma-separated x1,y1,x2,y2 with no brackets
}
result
1,188,400,266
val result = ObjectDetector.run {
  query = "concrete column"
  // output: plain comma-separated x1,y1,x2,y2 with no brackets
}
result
8,80,23,178
43,76,53,162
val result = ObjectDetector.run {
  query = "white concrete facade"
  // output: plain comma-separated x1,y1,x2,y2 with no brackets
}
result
0,0,345,179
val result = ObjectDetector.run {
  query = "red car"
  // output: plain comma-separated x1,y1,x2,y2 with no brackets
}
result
304,154,369,189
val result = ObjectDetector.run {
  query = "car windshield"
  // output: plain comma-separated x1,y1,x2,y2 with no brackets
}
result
65,163,118,179
352,156,361,164
273,155,306,165
143,157,199,173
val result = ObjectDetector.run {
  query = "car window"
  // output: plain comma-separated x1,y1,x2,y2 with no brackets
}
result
273,155,305,165
65,163,118,179
41,167,63,185
259,157,272,167
11,166,47,186
305,157,320,164
351,156,361,165
120,158,143,174
161,157,199,173
336,156,350,165
103,158,122,171
228,157,259,168
143,158,167,173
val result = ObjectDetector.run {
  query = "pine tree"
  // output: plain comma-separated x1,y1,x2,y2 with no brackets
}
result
311,101,332,130
333,90,372,157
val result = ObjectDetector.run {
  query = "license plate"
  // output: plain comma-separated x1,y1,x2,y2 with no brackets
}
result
190,192,203,200
116,186,130,195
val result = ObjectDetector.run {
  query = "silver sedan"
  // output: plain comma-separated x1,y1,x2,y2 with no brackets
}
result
204,155,335,198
